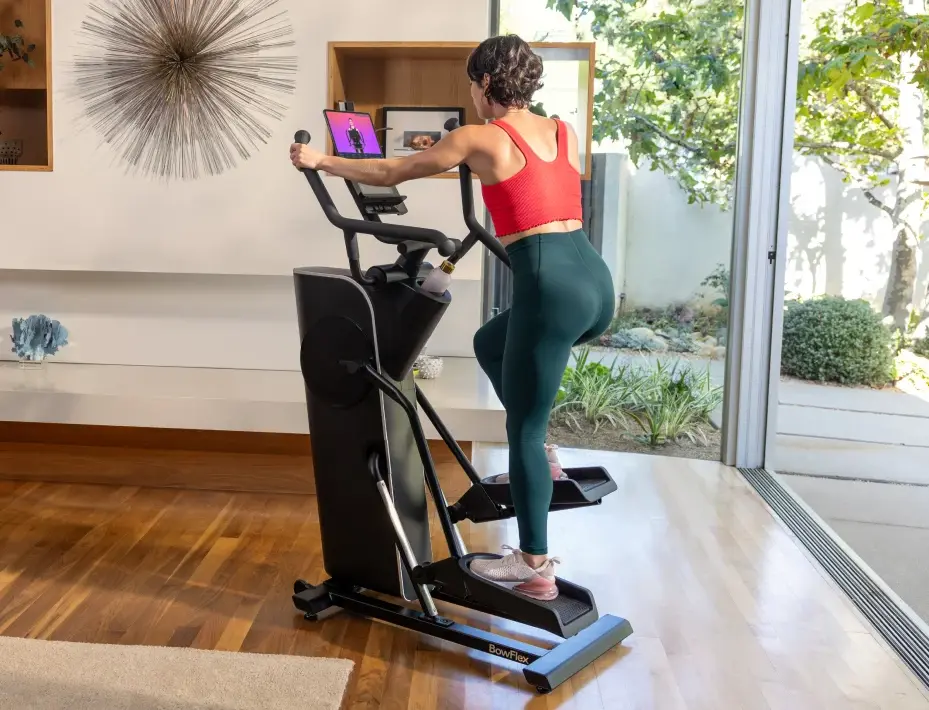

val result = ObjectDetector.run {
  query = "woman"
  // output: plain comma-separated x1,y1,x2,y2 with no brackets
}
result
290,35,615,601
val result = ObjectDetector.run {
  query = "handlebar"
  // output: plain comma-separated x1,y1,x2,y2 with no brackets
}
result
294,130,459,258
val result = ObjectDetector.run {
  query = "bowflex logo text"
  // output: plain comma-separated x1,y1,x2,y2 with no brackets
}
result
488,643,530,665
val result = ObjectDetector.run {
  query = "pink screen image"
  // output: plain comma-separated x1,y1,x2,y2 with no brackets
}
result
326,111,382,156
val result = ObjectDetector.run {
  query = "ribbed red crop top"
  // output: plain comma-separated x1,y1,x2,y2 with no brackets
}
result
481,119,583,238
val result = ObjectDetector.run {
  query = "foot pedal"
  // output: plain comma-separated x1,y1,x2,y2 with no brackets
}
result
426,555,599,638
481,466,617,510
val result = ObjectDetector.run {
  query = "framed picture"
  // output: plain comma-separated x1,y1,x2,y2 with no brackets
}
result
382,106,466,172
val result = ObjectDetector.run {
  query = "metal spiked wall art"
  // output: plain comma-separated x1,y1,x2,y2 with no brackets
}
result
73,0,298,181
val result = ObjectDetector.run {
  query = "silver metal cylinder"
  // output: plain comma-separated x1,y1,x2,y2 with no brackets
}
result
376,480,439,618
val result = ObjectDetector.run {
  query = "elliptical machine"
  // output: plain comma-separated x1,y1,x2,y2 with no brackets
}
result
290,115,632,694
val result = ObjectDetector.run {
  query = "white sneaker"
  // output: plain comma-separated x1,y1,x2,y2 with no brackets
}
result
469,546,561,601
486,445,568,485
546,444,566,478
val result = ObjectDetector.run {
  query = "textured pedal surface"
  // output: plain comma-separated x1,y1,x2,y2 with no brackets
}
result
540,591,592,627
480,466,616,508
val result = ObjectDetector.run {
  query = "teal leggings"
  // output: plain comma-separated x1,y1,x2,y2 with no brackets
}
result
473,230,615,555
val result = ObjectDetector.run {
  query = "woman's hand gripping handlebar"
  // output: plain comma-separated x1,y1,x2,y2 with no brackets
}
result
293,130,459,258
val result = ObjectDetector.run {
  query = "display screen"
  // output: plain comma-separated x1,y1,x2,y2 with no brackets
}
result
324,110,383,159
357,183,397,197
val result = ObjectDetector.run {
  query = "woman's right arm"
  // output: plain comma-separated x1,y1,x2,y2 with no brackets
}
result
293,124,480,187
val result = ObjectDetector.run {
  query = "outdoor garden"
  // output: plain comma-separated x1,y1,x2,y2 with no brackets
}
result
540,0,929,461
546,266,929,460
547,265,730,461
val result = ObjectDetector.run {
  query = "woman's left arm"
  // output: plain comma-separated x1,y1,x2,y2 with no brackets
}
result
291,126,477,187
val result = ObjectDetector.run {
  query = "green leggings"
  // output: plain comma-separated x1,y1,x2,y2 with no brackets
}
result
473,230,615,555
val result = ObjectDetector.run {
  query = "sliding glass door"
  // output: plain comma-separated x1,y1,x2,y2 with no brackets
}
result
767,0,929,628
495,0,749,464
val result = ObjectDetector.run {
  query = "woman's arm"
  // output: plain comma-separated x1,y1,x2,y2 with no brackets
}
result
291,125,478,187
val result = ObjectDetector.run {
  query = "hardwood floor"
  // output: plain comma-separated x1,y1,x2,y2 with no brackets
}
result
0,422,471,495
0,445,927,709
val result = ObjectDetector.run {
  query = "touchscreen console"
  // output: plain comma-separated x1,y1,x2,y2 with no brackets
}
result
324,110,383,159
322,110,406,215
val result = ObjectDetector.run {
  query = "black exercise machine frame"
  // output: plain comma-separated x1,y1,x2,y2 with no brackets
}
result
294,578,631,694
291,126,632,694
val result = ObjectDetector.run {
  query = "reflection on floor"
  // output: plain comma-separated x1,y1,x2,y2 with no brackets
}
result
780,472,929,625
0,447,927,708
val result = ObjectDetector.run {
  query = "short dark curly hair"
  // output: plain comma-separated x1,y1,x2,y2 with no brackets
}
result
467,35,544,108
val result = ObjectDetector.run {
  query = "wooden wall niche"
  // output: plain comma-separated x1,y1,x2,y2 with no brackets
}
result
328,41,595,179
0,0,52,171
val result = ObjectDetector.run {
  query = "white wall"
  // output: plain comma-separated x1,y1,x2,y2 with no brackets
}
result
0,271,482,369
621,164,734,307
610,153,929,312
785,157,929,308
2,0,488,276
1,0,490,372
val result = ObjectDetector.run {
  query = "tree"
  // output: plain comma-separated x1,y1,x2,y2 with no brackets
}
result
550,0,929,330
548,0,743,206
798,0,929,328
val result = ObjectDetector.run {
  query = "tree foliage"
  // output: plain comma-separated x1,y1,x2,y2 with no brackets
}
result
795,1,929,218
549,0,743,206
549,0,929,209
550,0,929,325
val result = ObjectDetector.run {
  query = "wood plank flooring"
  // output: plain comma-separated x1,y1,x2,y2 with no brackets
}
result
0,445,927,708
0,422,471,495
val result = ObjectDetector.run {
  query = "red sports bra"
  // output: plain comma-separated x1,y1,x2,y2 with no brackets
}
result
481,119,583,238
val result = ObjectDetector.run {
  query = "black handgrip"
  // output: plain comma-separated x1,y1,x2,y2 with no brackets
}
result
293,130,459,257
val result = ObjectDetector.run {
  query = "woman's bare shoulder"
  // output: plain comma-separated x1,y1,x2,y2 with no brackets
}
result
455,121,512,153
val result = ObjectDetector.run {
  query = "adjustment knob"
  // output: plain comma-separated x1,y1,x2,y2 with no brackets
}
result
438,239,459,257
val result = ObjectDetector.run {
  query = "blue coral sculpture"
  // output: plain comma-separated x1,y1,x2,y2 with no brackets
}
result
10,314,69,362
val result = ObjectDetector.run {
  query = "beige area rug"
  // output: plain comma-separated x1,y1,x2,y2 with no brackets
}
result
0,636,353,709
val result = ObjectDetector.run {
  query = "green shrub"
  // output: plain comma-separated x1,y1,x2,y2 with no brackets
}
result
623,360,724,446
659,330,699,353
780,296,894,386
612,301,726,341
611,327,697,353
893,350,929,390
912,337,929,358
700,264,730,309
693,306,728,339
610,311,647,332
554,348,723,446
610,329,663,351
610,304,693,335
554,349,641,432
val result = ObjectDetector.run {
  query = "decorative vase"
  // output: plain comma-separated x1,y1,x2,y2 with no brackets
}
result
0,139,23,166
414,355,444,380
10,314,69,366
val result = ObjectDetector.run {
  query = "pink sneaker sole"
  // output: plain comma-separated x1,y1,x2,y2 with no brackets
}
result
514,575,559,601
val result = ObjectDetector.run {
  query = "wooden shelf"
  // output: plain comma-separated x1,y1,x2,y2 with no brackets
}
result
328,41,595,179
0,0,52,170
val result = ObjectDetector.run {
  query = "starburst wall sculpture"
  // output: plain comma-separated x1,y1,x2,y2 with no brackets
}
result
73,0,297,181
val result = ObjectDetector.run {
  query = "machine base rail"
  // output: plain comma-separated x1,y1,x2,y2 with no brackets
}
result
293,579,633,694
